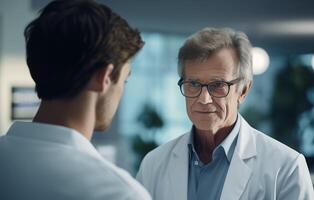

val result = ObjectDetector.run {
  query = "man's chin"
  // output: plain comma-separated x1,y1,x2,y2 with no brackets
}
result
194,120,217,131
94,126,107,132
94,121,111,132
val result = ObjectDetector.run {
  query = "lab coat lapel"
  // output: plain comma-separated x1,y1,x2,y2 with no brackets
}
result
220,116,257,200
169,132,190,200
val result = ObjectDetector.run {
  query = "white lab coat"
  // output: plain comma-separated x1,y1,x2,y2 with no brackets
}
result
0,121,151,200
137,115,314,200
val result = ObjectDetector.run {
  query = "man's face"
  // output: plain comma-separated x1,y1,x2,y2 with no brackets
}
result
95,62,131,131
183,48,247,133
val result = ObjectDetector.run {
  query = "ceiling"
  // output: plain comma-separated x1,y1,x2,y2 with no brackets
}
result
32,0,314,55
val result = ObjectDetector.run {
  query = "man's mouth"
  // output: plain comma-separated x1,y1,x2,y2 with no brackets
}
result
194,110,216,114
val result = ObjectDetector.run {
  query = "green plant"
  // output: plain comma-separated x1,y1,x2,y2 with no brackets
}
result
132,103,164,169
270,59,314,150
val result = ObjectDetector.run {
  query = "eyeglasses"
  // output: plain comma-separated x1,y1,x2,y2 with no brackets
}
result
178,78,242,98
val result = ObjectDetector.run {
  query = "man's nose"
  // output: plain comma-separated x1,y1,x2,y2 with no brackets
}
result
197,86,213,104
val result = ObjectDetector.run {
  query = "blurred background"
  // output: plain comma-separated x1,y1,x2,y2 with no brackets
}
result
0,0,314,182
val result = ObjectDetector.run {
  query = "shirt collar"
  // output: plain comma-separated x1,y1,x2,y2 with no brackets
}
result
7,121,102,160
220,115,240,162
188,114,241,163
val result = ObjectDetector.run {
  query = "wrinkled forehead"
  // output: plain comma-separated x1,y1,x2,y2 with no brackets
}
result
182,48,240,79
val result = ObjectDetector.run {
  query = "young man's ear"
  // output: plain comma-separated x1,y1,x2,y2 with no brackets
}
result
238,81,252,105
87,64,114,92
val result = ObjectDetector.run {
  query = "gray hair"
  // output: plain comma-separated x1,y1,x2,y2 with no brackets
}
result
178,27,253,86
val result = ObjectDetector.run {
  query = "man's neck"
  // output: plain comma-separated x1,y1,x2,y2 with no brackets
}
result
33,93,96,140
194,118,237,164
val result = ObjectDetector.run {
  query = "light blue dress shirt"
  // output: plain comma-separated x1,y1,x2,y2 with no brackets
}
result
188,116,241,200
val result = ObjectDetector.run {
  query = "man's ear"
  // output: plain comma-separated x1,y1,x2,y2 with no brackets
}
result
238,81,252,104
87,64,114,92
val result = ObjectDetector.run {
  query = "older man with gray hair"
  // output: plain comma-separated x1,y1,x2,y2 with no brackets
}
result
136,27,313,200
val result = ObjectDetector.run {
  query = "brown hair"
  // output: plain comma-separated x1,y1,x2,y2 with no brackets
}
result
24,0,144,100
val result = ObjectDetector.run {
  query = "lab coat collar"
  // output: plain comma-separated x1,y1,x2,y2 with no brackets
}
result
220,115,256,200
170,114,257,200
7,121,103,160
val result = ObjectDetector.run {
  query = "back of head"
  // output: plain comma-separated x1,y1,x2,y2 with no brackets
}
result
24,0,144,100
178,27,253,86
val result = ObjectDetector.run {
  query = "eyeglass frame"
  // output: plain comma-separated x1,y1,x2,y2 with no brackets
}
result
177,77,243,98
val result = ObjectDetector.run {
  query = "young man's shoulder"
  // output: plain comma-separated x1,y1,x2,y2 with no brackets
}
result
0,132,150,200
